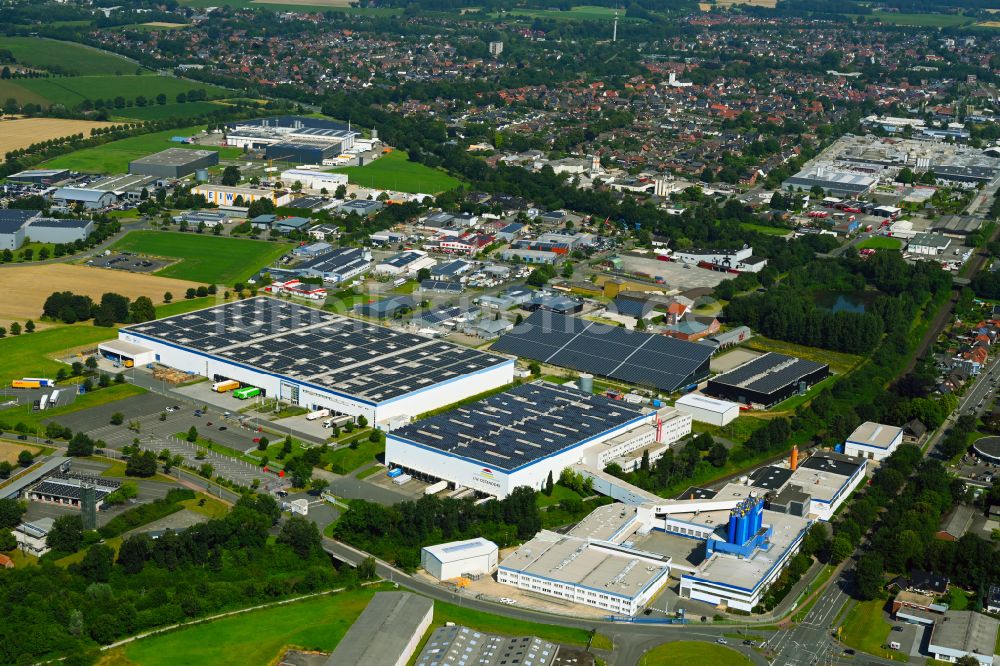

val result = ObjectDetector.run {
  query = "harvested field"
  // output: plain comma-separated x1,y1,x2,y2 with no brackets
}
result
700,0,776,8
0,118,115,159
0,441,42,465
141,21,189,27
0,264,198,328
975,20,1000,27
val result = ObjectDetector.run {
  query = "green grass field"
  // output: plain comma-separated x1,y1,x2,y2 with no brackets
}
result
155,296,218,319
15,75,227,109
741,222,793,237
111,231,290,285
330,150,461,194
638,641,747,666
0,79,49,106
870,10,972,26
0,325,118,384
322,437,383,474
0,37,134,76
44,125,243,174
839,599,906,661
122,590,376,666
857,237,903,251
745,335,863,375
113,100,229,121
498,4,644,21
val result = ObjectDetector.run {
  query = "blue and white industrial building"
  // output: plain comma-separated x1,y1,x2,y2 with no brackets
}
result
113,297,514,425
844,421,903,461
421,538,499,581
386,382,691,499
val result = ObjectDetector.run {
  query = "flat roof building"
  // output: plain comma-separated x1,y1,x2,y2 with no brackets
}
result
191,184,292,208
674,393,741,426
782,166,876,197
118,297,513,426
128,148,219,178
7,169,70,185
414,625,558,666
908,233,952,256
928,611,999,666
386,382,674,498
25,217,93,244
279,169,347,191
706,352,829,407
324,592,433,666
845,421,903,462
421,538,498,581
293,246,368,283
0,209,41,250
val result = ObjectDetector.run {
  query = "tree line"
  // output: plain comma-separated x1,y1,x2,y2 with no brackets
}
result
42,291,155,326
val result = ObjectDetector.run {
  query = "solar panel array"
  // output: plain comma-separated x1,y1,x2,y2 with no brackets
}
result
125,298,508,402
392,382,645,471
490,311,713,392
709,352,827,396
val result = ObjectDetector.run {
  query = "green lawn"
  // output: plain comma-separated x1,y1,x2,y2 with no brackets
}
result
638,641,748,666
499,5,644,21
113,100,229,121
431,599,590,645
330,150,461,194
0,325,117,384
16,75,228,109
122,589,378,666
0,37,134,75
322,435,383,474
155,296,217,319
740,222,793,237
857,237,903,251
0,79,49,106
839,599,905,661
44,125,243,174
111,231,290,284
536,482,585,508
745,335,863,375
0,383,146,431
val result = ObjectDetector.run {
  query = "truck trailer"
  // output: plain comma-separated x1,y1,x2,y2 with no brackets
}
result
213,380,241,393
306,409,330,421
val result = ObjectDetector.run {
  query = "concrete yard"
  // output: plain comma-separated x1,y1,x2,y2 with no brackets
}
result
615,254,728,290
710,347,762,374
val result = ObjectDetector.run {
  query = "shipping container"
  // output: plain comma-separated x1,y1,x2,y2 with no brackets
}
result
11,380,41,389
213,380,240,393
392,473,412,486
233,387,261,399
306,409,330,421
387,467,404,478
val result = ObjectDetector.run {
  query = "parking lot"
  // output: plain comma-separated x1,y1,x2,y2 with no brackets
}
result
87,252,171,273
614,253,728,289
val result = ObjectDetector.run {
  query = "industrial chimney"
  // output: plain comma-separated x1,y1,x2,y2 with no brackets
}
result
790,445,799,471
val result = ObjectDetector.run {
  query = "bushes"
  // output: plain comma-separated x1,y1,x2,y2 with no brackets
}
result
97,488,194,539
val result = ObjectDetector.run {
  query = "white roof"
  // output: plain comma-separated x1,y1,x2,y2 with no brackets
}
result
423,537,498,563
847,421,902,449
675,393,741,413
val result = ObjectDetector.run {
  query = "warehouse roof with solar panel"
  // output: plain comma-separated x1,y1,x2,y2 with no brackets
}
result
390,381,647,472
490,311,713,393
705,352,829,407
118,297,514,423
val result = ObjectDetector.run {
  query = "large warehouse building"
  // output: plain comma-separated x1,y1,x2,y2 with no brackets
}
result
128,148,220,179
706,352,829,407
225,116,358,165
491,311,713,393
844,421,903,461
674,393,740,426
421,538,498,581
115,298,514,425
386,382,689,498
781,165,876,197
279,169,347,191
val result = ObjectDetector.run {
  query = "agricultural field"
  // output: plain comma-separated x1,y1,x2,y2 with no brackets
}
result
0,118,115,157
130,22,190,30
113,100,228,122
700,0,776,9
0,324,119,384
638,641,748,666
975,20,1000,28
14,75,227,110
110,231,291,284
857,237,903,251
0,37,134,76
330,149,461,194
0,264,197,329
499,4,643,21
0,79,48,107
44,125,243,173
251,0,353,5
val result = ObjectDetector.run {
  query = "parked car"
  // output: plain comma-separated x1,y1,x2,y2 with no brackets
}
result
716,639,728,645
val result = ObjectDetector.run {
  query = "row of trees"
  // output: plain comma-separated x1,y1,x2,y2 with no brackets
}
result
42,291,156,326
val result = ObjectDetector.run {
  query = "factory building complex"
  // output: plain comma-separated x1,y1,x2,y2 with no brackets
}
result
111,298,514,425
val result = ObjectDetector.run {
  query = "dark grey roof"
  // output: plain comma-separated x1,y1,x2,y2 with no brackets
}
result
124,298,508,403
296,247,368,275
799,451,863,478
0,209,40,233
709,352,828,396
491,311,713,392
750,465,793,490
325,592,433,666
28,217,91,229
392,382,645,471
